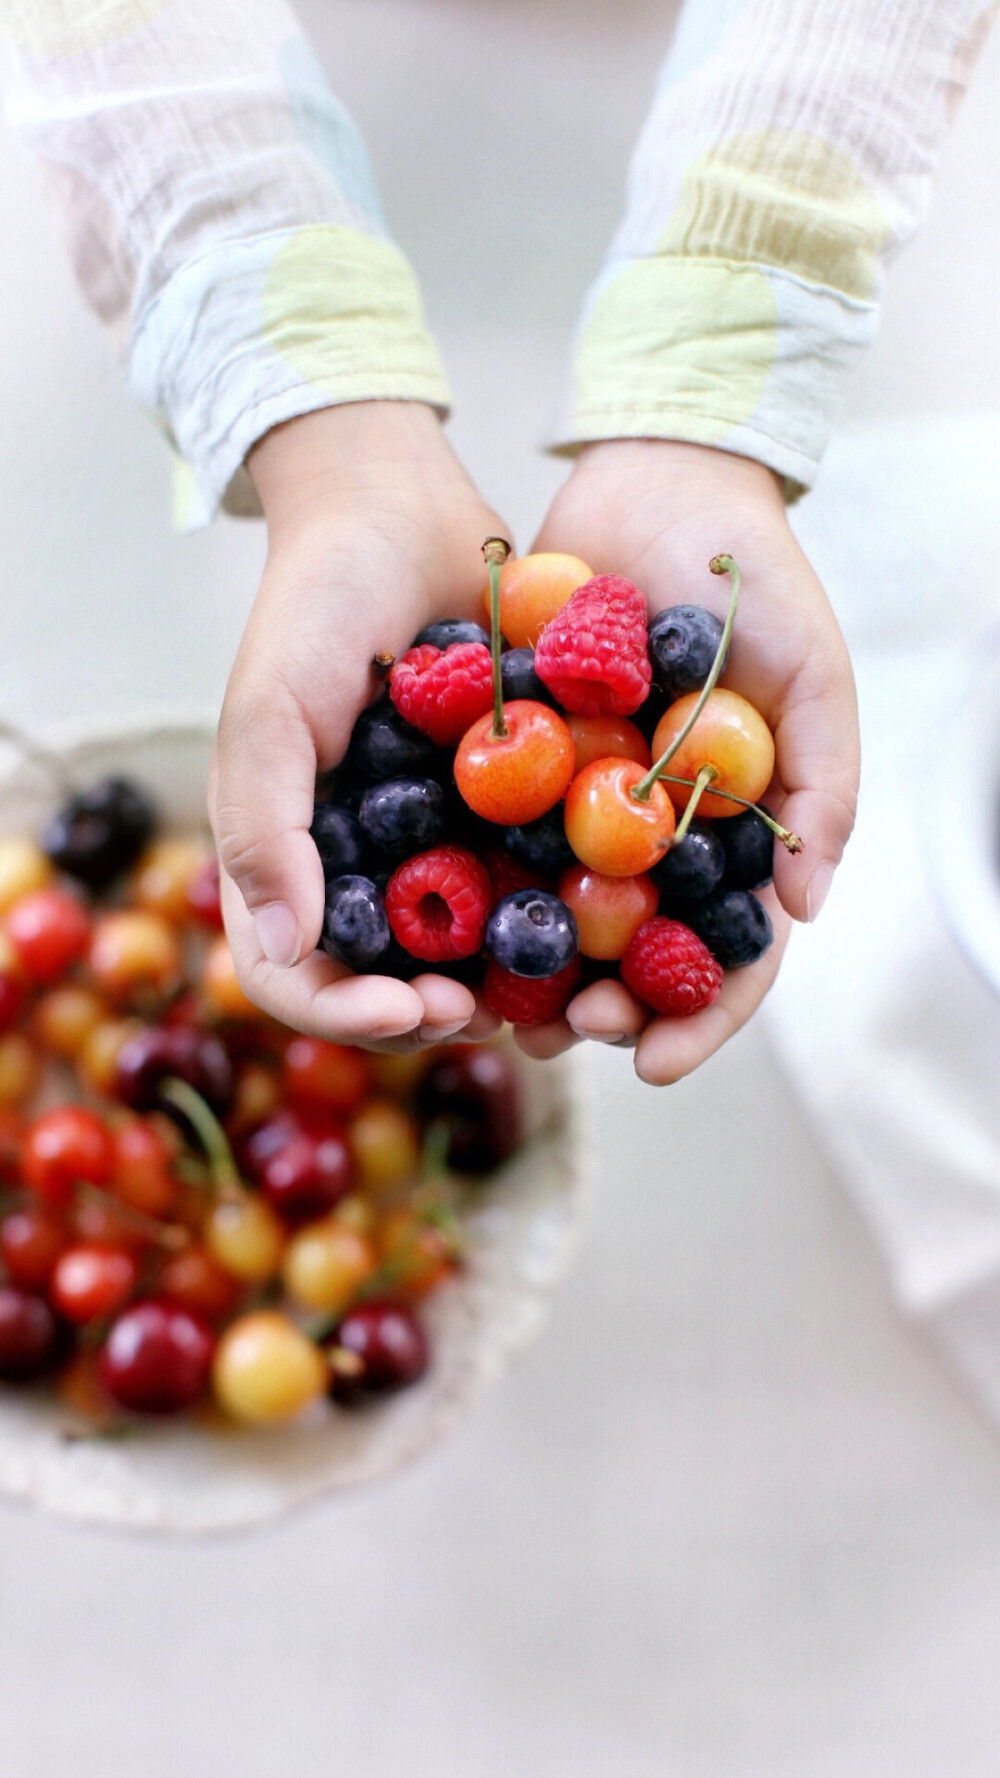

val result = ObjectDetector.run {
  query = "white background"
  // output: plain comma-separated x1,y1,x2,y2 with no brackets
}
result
1,4,1000,1772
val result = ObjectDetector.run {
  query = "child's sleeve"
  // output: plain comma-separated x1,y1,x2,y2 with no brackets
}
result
1,0,450,527
556,0,996,496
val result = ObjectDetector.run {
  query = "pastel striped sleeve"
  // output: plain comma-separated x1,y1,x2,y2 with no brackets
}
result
1,0,450,527
555,0,996,495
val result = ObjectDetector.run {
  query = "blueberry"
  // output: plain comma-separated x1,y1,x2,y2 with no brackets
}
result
346,698,445,783
41,775,157,891
505,807,575,876
320,876,391,972
649,822,725,905
688,889,773,968
648,605,727,699
436,950,488,987
310,803,368,878
316,763,364,813
500,648,555,707
486,890,578,979
359,778,447,859
414,618,491,651
719,808,774,891
635,685,669,743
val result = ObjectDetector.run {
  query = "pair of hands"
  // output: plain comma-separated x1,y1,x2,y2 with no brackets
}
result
210,401,859,1085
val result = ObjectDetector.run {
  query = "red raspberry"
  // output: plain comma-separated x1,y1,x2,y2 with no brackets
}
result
482,957,581,1026
621,918,722,1017
534,575,652,717
483,846,550,909
389,643,495,747
385,847,491,963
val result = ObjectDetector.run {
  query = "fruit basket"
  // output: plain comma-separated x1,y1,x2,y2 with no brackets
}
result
0,716,589,1535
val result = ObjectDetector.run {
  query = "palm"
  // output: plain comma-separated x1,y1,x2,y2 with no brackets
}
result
517,440,859,1084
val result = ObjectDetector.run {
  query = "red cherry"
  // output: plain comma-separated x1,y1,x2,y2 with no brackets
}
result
281,1038,370,1117
5,888,91,985
98,1299,215,1414
567,714,650,775
51,1244,138,1325
564,758,676,877
0,1204,68,1290
21,1106,115,1207
453,701,575,826
558,863,659,960
327,1299,429,1402
185,853,224,929
157,1246,244,1322
0,1286,67,1382
111,1118,178,1218
243,1110,354,1226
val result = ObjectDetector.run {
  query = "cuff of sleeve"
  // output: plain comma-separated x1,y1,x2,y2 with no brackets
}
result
127,225,452,530
553,256,879,499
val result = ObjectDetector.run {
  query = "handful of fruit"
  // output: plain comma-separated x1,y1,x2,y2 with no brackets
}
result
316,543,801,1026
0,769,526,1430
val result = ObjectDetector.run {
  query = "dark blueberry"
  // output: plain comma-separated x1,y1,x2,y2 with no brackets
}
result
648,605,727,699
649,822,725,905
359,777,447,860
719,808,775,891
345,697,446,783
445,791,498,857
486,890,578,979
378,935,423,981
320,876,391,972
414,618,491,651
315,763,364,813
40,775,157,891
310,803,368,878
505,806,575,876
500,648,556,707
687,890,773,969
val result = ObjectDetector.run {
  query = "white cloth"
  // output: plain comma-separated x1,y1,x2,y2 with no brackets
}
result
769,411,1000,1414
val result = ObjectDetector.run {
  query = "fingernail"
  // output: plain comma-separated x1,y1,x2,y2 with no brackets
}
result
571,1027,627,1045
418,1018,468,1043
253,901,301,967
805,862,835,923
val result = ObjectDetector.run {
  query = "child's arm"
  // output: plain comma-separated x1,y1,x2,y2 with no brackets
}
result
523,0,994,1084
4,0,503,1047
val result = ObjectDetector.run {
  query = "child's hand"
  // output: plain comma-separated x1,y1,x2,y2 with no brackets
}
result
516,440,859,1084
211,401,506,1052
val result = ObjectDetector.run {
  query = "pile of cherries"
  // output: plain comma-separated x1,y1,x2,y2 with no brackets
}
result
0,774,523,1427
315,544,800,1024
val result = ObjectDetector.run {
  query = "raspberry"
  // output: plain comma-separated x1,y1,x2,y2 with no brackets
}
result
385,846,491,962
533,575,652,718
482,957,581,1026
482,846,549,910
620,917,722,1017
389,643,495,747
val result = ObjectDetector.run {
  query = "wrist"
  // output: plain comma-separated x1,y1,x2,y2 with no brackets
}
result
572,439,785,511
247,400,452,532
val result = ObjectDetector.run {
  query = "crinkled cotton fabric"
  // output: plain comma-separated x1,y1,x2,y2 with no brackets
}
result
1,0,995,523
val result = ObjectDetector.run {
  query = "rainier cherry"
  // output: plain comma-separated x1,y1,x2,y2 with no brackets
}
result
558,863,659,960
564,758,676,877
482,550,592,649
651,689,775,820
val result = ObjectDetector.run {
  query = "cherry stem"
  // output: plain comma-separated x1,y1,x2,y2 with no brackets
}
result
670,764,718,847
630,552,740,804
76,1183,190,1251
655,773,803,852
483,536,512,740
158,1076,241,1195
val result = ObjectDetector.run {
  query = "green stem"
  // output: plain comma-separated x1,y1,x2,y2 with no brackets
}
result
482,536,512,740
631,552,740,803
656,774,803,852
158,1076,241,1193
671,764,718,847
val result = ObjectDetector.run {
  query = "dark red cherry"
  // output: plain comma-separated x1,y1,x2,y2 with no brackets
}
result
98,1299,215,1415
0,1286,68,1382
327,1299,428,1403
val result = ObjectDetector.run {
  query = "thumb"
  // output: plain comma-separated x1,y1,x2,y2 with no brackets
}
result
211,672,325,969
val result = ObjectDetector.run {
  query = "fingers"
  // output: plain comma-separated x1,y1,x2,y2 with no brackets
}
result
565,976,649,1045
633,889,790,1085
211,672,326,971
770,633,860,924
